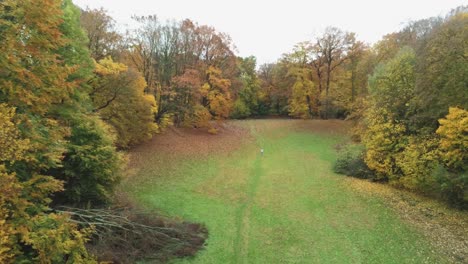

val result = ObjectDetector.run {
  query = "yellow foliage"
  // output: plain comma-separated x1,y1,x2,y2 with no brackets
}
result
91,58,158,148
0,104,29,163
192,104,212,128
395,137,439,190
363,107,406,180
436,107,468,170
204,66,233,120
288,68,315,118
208,128,219,135
94,57,128,76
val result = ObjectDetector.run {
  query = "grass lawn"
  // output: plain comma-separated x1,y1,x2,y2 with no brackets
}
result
125,120,447,263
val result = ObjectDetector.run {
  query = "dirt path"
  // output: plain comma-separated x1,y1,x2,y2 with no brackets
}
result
233,124,266,263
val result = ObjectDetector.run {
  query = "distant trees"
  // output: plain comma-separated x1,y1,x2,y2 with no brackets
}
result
231,56,262,118
125,16,239,131
256,27,371,119
80,7,122,60
310,28,355,118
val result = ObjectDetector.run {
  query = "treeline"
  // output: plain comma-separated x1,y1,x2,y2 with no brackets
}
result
332,7,467,208
81,10,243,135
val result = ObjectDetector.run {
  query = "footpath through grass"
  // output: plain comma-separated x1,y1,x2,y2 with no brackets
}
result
126,120,448,263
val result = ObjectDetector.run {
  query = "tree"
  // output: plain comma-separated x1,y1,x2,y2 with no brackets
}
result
288,68,315,118
232,56,262,118
0,103,95,263
436,107,468,171
54,0,122,206
80,7,122,60
91,57,158,148
0,0,122,206
310,27,354,118
434,107,468,207
202,66,232,121
0,0,79,175
346,40,368,103
412,13,468,131
363,47,416,181
258,62,291,115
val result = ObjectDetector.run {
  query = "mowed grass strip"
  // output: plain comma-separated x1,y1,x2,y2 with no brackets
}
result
126,120,447,263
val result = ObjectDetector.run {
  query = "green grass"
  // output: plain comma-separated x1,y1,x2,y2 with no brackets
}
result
127,120,447,263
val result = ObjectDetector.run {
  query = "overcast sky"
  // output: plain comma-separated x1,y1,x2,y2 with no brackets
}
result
73,0,465,65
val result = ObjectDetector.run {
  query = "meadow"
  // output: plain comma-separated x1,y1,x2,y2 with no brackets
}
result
125,120,455,263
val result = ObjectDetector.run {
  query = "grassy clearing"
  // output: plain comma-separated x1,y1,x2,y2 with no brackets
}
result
125,120,449,263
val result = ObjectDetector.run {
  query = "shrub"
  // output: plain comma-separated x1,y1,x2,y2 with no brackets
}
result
334,144,374,179
433,107,468,208
231,98,251,119
432,166,468,209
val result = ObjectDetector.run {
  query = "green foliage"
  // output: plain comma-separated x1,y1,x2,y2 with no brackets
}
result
334,144,373,179
368,47,416,121
235,56,261,117
231,98,251,119
432,166,468,209
54,112,122,206
59,0,94,81
412,13,468,130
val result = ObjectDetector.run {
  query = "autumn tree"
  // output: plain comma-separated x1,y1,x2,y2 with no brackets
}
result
310,27,354,118
231,56,262,118
258,62,293,115
435,107,468,206
0,0,121,206
288,67,315,118
411,12,468,132
436,107,468,171
363,47,416,181
202,66,233,121
127,16,238,128
90,57,158,148
0,103,95,263
80,7,122,60
0,0,79,176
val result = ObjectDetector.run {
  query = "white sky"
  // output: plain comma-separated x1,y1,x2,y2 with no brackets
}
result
73,0,466,65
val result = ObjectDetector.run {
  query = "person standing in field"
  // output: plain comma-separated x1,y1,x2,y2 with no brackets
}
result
260,148,264,156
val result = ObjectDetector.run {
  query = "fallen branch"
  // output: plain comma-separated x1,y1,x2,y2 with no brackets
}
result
55,206,208,263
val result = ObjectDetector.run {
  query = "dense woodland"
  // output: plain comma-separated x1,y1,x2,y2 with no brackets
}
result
0,0,466,262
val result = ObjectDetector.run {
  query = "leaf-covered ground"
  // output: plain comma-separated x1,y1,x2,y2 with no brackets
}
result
124,120,467,263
